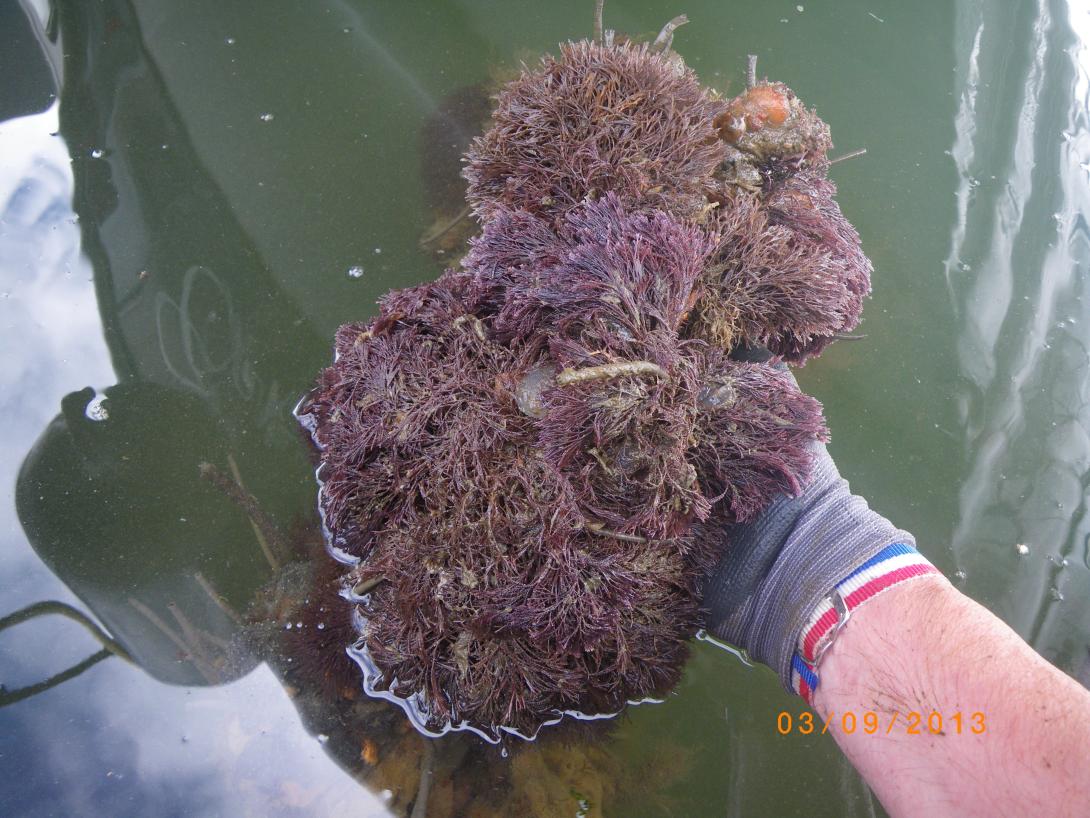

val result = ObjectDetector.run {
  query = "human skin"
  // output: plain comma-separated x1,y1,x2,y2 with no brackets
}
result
813,573,1090,817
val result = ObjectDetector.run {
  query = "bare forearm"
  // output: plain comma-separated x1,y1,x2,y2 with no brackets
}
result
814,573,1090,817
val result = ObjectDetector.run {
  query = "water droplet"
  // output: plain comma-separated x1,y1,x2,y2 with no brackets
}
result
296,620,304,628
225,36,236,45
796,4,804,11
342,27,352,33
285,622,293,630
1016,543,1030,556
90,148,105,159
373,247,382,255
346,265,365,279
954,569,967,580
85,394,110,421
317,622,326,630
259,112,274,122
1050,587,1065,602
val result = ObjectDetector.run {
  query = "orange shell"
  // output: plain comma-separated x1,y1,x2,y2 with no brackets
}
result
360,738,379,765
715,84,791,142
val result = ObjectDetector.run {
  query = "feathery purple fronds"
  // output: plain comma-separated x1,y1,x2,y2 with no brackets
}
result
464,40,726,225
300,15,880,739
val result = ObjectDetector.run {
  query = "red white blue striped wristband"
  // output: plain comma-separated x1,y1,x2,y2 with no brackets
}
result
790,543,939,703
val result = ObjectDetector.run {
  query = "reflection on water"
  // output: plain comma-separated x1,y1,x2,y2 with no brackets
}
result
3,0,1090,815
943,0,1090,679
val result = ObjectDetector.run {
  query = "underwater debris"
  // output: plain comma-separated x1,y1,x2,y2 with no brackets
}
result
301,2,876,738
419,83,493,261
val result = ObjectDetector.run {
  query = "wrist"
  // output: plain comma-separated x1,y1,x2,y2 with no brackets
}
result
811,571,952,712
791,543,942,702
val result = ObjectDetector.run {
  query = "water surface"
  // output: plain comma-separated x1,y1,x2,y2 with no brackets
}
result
2,0,1089,815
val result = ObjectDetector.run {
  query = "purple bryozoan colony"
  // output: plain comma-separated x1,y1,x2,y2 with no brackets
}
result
299,9,872,739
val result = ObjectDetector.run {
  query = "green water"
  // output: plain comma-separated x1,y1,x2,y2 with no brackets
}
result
2,0,1089,814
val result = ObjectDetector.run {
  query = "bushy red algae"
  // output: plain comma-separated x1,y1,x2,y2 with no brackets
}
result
464,34,868,364
306,262,822,734
464,39,726,225
693,168,871,361
308,276,695,731
301,5,878,738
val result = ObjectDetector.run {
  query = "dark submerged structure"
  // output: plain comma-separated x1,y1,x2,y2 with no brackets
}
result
300,5,872,739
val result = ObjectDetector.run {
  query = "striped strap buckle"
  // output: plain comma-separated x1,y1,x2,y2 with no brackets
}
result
811,588,851,668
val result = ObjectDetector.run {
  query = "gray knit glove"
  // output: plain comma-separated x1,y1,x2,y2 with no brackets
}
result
701,440,920,695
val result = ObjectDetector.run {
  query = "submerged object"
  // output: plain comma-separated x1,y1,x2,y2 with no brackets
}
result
301,4,875,738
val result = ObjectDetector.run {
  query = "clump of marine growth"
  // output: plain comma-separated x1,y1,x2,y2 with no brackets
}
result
301,4,873,739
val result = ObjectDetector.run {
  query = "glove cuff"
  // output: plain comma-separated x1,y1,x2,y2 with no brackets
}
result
708,455,931,691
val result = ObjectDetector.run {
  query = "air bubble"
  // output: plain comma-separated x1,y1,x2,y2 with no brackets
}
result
1016,543,1030,556
90,148,105,159
1050,587,1065,602
259,112,274,122
347,265,365,279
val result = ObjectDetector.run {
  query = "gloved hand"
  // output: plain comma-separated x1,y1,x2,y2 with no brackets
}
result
701,418,936,702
